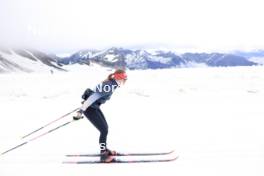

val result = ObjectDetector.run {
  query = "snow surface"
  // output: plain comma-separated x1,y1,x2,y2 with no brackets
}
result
105,54,118,62
0,66,264,176
148,55,172,64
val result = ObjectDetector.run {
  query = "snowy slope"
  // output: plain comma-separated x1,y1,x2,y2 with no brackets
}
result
0,49,65,73
0,66,264,176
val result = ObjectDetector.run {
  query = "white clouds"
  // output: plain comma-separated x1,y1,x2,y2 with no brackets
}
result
0,0,264,53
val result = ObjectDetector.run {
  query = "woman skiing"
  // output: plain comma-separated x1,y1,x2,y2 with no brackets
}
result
73,69,127,162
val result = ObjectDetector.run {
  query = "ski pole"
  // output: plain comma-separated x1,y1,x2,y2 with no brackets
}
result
1,119,77,156
21,107,79,139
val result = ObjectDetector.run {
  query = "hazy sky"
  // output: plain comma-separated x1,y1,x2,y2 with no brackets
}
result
1,0,264,54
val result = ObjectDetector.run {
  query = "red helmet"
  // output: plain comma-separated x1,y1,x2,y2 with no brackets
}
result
113,72,127,80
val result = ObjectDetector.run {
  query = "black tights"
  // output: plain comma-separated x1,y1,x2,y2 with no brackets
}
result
84,107,108,151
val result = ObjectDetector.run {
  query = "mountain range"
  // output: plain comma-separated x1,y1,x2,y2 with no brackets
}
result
59,47,258,69
0,47,261,73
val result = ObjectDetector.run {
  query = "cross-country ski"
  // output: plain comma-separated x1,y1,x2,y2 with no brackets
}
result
66,150,174,157
63,156,179,164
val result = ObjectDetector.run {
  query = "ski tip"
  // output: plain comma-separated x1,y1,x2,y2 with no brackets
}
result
168,150,175,154
172,155,179,161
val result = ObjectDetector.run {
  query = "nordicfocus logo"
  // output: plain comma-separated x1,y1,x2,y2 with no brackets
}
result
96,83,118,93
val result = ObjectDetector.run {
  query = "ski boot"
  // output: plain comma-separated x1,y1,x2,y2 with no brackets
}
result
100,149,116,163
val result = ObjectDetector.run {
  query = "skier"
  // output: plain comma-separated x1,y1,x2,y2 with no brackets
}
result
73,69,127,162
